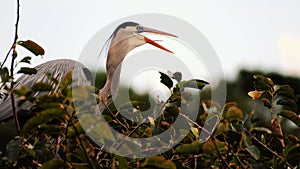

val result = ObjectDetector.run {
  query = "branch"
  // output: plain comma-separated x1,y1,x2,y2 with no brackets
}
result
8,0,21,133
1,46,13,69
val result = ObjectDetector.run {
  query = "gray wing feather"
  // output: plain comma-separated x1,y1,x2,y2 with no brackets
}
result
0,59,93,121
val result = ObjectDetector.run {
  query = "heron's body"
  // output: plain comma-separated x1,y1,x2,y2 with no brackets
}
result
0,21,176,122
0,59,93,121
16,59,93,89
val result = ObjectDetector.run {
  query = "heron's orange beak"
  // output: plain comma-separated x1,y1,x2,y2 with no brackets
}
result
138,26,177,54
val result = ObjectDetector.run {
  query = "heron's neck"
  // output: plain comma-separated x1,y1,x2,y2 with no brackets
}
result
98,41,129,113
105,60,122,95
98,65,121,110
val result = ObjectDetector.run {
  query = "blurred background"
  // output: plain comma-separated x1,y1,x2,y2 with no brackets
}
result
1,1,300,79
1,1,300,124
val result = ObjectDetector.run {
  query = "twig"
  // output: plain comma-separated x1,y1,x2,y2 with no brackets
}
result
178,112,212,137
9,0,21,134
99,97,127,130
226,144,247,168
113,101,166,151
64,124,69,169
172,155,200,161
211,137,230,168
231,150,246,169
245,129,294,168
194,155,197,169
63,109,76,169
74,124,96,169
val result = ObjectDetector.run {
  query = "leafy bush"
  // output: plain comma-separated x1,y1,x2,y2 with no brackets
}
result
1,59,300,168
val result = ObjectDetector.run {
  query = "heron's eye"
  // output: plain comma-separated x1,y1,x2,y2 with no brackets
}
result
136,25,143,31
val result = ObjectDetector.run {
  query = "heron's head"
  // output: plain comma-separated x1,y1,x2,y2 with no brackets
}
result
109,22,177,54
106,22,176,79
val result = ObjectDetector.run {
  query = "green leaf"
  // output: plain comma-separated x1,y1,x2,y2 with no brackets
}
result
67,148,87,163
159,71,173,89
32,82,53,92
0,67,9,82
203,139,227,154
67,122,85,138
6,136,21,162
191,127,199,140
24,147,36,159
174,141,202,154
280,143,300,167
79,114,115,141
141,127,153,138
215,121,228,136
225,106,243,122
14,85,31,96
274,85,296,100
22,108,68,134
181,79,209,90
17,67,37,75
60,71,72,91
261,98,272,109
253,75,274,91
115,155,129,169
246,145,260,160
226,130,242,144
41,159,64,169
19,56,32,64
36,94,64,109
277,99,298,112
38,124,62,135
18,40,45,56
253,127,272,134
278,110,300,127
141,156,176,169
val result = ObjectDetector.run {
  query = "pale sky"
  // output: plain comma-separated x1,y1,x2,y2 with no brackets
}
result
1,1,300,81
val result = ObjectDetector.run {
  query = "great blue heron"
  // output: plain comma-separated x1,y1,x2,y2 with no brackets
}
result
0,22,176,122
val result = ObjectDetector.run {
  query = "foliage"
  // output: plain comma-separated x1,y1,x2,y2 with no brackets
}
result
1,53,300,168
